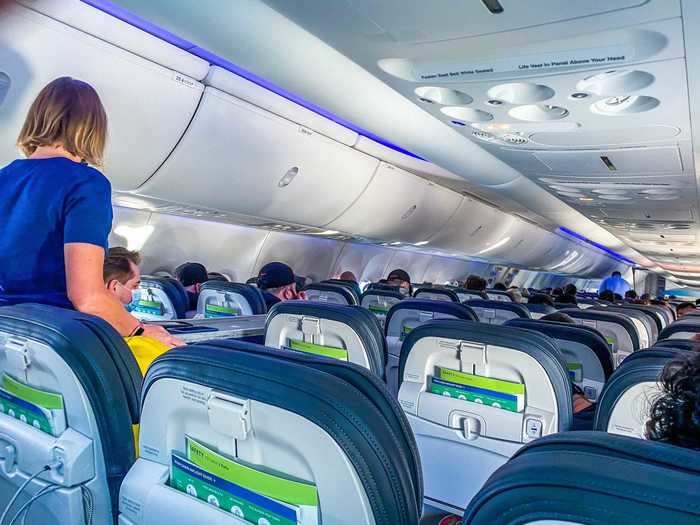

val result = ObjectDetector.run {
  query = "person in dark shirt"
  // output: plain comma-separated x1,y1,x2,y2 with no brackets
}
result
175,262,209,311
0,77,179,347
257,262,306,309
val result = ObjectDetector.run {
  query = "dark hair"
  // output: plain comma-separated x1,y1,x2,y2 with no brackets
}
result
599,290,615,302
646,354,700,449
465,275,487,291
541,311,575,323
563,283,577,297
493,282,507,291
103,255,134,285
557,294,578,305
625,290,638,299
677,302,697,313
107,246,141,266
612,271,622,277
528,294,555,307
552,287,563,297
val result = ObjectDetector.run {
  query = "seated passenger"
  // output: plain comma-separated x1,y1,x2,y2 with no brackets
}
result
493,282,507,291
646,353,700,450
677,302,697,319
528,293,555,308
540,311,575,323
625,290,638,301
464,274,487,291
339,270,358,283
557,293,578,305
0,77,178,348
103,248,171,374
507,288,524,303
552,287,563,299
599,290,615,303
257,261,306,309
386,268,412,295
176,262,208,310
563,283,577,297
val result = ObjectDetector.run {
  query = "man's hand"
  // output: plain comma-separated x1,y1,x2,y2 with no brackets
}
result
142,324,185,348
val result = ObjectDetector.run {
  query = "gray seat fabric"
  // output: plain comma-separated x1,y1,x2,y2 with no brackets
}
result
463,299,530,325
413,287,460,303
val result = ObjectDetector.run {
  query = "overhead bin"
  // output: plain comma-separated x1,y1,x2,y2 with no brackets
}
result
137,87,380,227
19,0,209,80
205,66,358,146
327,162,462,243
0,5,204,190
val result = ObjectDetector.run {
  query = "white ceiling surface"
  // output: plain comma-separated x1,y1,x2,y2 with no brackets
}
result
107,0,678,277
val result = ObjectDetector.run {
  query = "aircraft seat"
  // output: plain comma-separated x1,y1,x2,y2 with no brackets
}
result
653,338,700,352
484,290,513,302
0,304,141,524
412,287,460,303
559,309,639,366
133,276,189,321
591,305,654,348
521,303,556,319
658,318,700,340
384,300,477,395
119,340,421,525
594,349,693,439
398,319,572,513
360,289,405,328
619,304,666,332
196,281,267,318
265,301,386,377
505,319,613,401
322,279,362,304
463,299,530,325
462,431,700,524
453,289,488,302
303,283,357,306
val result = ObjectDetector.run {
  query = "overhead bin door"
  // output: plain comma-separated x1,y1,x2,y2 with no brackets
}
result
0,5,205,190
327,162,462,244
137,87,380,227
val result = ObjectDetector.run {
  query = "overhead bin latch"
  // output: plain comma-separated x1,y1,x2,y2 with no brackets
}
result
207,394,251,441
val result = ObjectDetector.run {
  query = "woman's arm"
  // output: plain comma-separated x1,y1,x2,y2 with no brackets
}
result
65,243,183,346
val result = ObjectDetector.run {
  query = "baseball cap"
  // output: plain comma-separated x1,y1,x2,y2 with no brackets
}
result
387,269,411,284
258,262,296,289
176,262,208,287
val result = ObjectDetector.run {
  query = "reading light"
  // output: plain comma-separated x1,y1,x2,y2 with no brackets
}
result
414,241,429,246
317,230,339,236
478,237,510,255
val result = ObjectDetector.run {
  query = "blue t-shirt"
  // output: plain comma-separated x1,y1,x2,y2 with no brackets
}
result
0,158,113,308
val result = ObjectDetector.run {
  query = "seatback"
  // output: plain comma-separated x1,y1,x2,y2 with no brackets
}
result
323,279,362,304
134,276,188,320
398,319,572,512
196,281,267,318
594,349,693,438
654,338,700,352
413,287,459,303
658,318,700,340
522,303,557,319
303,283,357,306
0,304,141,525
463,299,530,325
264,301,386,377
505,319,613,401
619,304,666,332
360,289,404,328
560,309,639,365
592,305,653,348
484,290,513,302
119,340,421,525
453,289,488,302
463,431,700,525
384,300,477,395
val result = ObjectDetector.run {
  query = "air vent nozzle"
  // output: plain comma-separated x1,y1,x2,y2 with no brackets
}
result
481,0,504,14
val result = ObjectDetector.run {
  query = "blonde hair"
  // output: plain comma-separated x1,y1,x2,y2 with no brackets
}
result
17,77,107,166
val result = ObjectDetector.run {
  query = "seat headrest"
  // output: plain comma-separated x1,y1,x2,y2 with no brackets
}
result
144,340,422,525
265,300,387,376
505,318,614,380
659,319,700,340
463,299,530,322
560,308,640,350
484,289,513,302
137,276,188,319
522,303,557,317
198,281,267,315
323,279,362,304
654,339,700,352
454,288,489,300
463,431,700,524
412,287,460,303
304,283,357,306
399,319,573,431
385,299,477,337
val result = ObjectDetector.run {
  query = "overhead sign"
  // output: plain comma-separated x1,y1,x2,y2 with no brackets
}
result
414,45,633,81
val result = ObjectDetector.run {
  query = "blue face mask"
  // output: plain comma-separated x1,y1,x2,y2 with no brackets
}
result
126,288,142,311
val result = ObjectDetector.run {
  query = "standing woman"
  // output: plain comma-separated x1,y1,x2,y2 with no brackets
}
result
0,76,180,347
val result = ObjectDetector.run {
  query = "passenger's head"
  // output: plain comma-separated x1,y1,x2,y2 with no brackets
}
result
339,271,358,283
552,287,563,297
557,294,578,305
387,269,411,292
176,262,209,293
541,312,575,324
646,354,700,450
612,271,622,278
695,298,700,306
677,302,697,318
104,247,142,306
599,290,615,302
17,77,107,166
528,293,555,307
563,284,577,297
465,275,487,291
625,290,638,300
258,262,303,301
493,282,507,291
507,289,524,303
